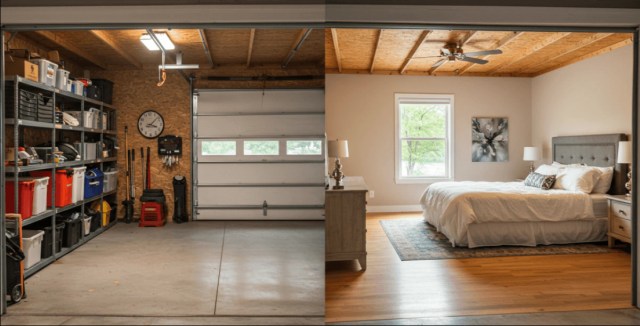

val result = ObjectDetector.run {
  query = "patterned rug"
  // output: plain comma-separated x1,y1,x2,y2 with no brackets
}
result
380,218,619,261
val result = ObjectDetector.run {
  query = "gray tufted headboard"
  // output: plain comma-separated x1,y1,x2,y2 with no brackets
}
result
552,134,628,195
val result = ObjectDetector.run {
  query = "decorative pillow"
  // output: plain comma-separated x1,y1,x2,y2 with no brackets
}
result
534,164,560,176
590,166,614,194
524,172,556,190
553,166,603,193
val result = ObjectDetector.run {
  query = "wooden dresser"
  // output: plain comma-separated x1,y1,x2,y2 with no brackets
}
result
606,195,632,247
325,180,368,271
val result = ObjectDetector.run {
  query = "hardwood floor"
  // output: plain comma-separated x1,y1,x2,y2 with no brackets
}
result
325,213,632,323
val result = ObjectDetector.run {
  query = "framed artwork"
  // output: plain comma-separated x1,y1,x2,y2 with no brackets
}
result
471,117,509,162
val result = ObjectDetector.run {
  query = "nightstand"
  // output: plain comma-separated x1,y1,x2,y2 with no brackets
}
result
606,195,632,247
325,178,368,271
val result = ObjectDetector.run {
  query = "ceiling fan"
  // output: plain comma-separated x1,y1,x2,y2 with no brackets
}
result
414,43,503,68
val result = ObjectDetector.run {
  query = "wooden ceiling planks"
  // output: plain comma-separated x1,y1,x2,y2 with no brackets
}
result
327,29,633,77
30,30,111,69
286,28,324,68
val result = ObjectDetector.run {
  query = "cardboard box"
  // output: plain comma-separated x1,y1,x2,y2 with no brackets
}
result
5,57,38,82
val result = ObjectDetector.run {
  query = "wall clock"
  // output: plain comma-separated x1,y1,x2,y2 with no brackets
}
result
138,110,165,139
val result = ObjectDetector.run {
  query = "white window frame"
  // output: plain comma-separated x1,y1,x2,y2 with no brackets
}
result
395,93,454,184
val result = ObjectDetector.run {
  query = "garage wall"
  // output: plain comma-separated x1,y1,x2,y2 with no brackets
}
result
90,70,192,221
531,44,633,161
4,32,84,77
326,74,532,208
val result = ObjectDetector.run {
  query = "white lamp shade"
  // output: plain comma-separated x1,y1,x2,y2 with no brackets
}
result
617,141,632,164
523,147,541,161
328,140,349,158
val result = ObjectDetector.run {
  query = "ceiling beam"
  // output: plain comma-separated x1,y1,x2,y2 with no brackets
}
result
517,32,613,73
325,68,534,78
399,30,432,74
89,30,142,69
457,31,524,76
198,29,214,69
534,37,632,76
35,30,109,70
370,29,383,73
331,28,342,73
282,28,312,69
429,31,477,75
246,28,255,68
487,32,572,75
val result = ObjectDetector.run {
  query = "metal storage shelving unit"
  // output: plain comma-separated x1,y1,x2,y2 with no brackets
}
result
3,75,119,280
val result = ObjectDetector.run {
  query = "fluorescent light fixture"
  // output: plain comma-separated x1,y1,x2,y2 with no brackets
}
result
140,32,175,51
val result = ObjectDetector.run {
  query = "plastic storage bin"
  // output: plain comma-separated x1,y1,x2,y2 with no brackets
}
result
31,59,58,87
91,201,112,227
84,168,104,199
55,69,69,90
31,169,73,207
61,217,82,248
89,210,102,232
39,222,65,258
109,203,118,223
103,170,118,193
22,229,44,269
91,79,114,104
72,166,87,203
66,109,99,129
23,177,49,215
6,180,35,220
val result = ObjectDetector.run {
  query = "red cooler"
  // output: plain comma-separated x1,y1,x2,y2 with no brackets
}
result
30,169,74,207
6,180,35,220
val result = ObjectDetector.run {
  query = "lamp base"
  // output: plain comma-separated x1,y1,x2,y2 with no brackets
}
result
625,169,632,197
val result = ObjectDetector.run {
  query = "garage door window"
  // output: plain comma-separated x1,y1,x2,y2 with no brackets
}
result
286,140,322,155
244,140,279,155
202,140,236,156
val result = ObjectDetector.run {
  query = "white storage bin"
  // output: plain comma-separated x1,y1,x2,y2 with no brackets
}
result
83,216,92,235
22,177,49,215
65,79,73,92
73,142,97,161
22,229,44,269
31,59,58,87
66,109,99,129
55,69,70,90
72,166,87,203
72,80,84,96
103,170,118,193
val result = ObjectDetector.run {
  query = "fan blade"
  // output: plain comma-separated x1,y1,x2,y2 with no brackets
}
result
459,56,489,64
431,58,448,68
464,49,503,57
412,55,445,59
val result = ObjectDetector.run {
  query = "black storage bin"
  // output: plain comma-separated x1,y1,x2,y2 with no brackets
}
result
62,218,81,248
5,232,24,303
86,85,101,101
39,222,65,258
109,203,118,223
91,79,114,104
5,87,38,121
37,93,54,122
89,210,102,232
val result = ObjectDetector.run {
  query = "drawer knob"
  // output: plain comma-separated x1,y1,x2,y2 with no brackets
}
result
618,225,625,230
618,209,627,216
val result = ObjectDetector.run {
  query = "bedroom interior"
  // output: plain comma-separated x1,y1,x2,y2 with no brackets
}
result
324,28,635,323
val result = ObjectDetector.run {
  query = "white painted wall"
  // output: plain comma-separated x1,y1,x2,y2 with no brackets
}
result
326,74,532,206
531,45,634,163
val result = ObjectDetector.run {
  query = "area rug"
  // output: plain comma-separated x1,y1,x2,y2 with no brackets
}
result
380,218,619,261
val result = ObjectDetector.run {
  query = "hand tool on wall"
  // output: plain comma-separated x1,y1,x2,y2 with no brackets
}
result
122,126,133,224
141,147,146,190
147,146,151,189
131,149,136,202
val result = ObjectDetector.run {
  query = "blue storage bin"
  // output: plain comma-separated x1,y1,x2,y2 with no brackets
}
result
84,168,104,199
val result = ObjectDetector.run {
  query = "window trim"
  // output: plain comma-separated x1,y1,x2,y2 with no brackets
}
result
394,93,455,184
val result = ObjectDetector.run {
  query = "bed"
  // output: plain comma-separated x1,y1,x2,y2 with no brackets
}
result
420,134,628,248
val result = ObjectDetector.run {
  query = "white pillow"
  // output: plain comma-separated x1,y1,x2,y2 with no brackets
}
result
590,166,614,194
535,164,560,176
553,166,603,193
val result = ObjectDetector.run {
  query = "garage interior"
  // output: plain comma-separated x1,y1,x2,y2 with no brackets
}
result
1,28,325,324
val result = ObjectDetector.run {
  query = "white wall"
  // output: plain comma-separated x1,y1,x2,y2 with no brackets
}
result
326,74,532,207
531,45,634,162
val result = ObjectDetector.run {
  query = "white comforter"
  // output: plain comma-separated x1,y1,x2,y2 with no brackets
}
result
420,181,596,247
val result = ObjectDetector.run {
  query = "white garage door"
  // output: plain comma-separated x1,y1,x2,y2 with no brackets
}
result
193,89,325,220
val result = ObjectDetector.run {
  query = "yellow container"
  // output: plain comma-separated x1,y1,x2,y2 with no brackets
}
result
90,201,111,227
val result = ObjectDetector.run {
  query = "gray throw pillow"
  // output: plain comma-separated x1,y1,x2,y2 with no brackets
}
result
524,172,556,190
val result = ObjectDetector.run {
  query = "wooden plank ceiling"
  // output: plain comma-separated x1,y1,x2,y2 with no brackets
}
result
18,28,325,74
325,29,633,77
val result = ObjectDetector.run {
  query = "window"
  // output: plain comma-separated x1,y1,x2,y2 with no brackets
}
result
286,140,322,155
395,94,454,183
202,140,236,156
244,140,279,155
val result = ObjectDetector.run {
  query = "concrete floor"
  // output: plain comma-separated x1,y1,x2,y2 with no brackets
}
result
2,221,324,324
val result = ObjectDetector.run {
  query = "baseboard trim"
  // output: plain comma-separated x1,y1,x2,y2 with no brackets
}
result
366,205,422,213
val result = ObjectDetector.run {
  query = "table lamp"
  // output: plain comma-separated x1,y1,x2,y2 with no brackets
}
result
523,146,541,173
617,141,632,196
328,140,349,190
